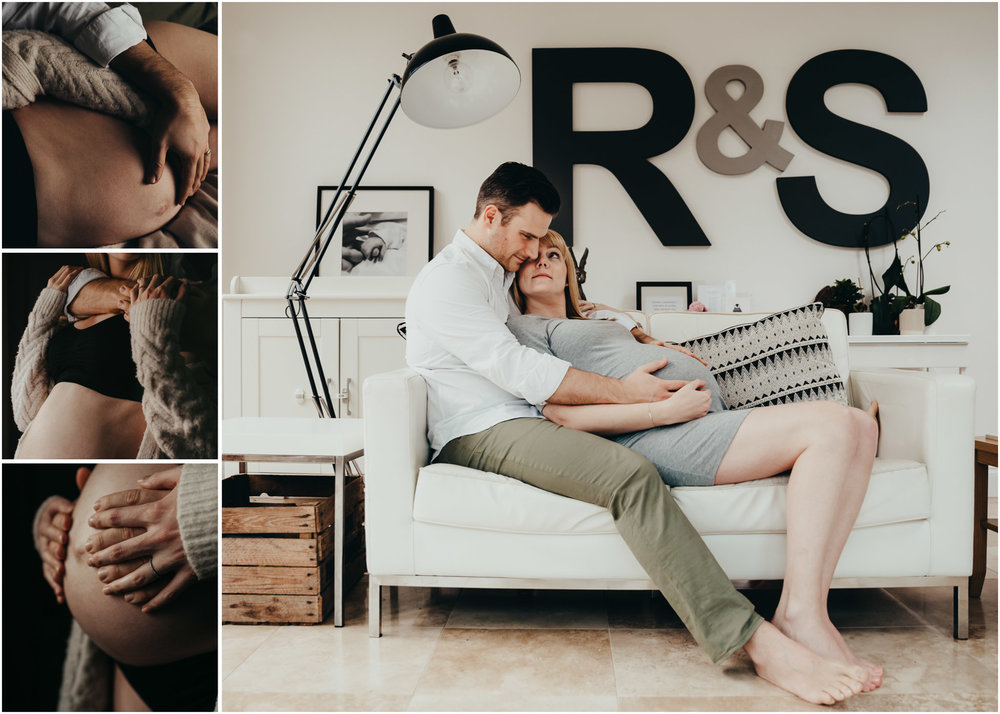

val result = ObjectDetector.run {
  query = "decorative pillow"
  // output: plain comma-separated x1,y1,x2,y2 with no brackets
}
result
679,303,848,410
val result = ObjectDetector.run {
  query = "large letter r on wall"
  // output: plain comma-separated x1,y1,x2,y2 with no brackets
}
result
532,48,708,246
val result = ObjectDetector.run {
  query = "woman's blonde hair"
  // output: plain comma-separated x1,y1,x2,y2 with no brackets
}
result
511,229,587,319
86,254,166,282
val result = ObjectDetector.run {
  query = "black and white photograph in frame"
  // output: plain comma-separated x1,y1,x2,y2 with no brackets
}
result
316,186,433,278
636,281,693,312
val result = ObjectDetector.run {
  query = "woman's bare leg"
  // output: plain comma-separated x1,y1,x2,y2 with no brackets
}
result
112,665,150,712
145,21,218,123
714,402,880,687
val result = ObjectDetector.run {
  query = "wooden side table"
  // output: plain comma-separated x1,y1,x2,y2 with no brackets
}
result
221,417,364,625
971,435,998,598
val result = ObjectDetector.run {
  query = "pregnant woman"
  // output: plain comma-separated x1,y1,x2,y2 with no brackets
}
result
34,462,217,710
11,254,216,459
507,229,882,689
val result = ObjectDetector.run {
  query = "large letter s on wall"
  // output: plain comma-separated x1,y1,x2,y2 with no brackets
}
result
777,50,929,248
532,48,707,246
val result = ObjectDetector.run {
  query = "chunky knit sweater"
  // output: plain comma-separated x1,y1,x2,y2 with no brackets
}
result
3,29,153,119
47,463,219,711
11,287,216,459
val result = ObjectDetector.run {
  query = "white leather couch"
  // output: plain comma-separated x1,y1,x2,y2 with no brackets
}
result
362,309,976,639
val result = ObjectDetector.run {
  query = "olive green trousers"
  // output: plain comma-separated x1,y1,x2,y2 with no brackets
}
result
437,417,763,664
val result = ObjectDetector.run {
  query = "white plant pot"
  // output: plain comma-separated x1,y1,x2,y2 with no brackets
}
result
848,312,874,336
899,307,925,335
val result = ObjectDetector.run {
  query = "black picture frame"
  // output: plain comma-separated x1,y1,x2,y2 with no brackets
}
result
636,281,693,312
314,186,434,278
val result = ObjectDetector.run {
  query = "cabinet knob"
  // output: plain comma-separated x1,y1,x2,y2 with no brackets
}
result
294,388,305,404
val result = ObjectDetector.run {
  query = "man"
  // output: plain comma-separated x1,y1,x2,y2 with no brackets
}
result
405,162,869,705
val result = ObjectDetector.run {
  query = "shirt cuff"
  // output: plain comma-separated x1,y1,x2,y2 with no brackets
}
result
74,4,147,67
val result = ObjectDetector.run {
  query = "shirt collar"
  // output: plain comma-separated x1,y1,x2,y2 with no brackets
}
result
452,229,512,287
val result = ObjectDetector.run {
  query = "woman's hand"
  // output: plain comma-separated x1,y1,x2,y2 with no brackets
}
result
578,301,614,317
46,265,84,292
663,343,709,366
652,380,711,425
121,274,186,322
35,494,75,603
85,466,197,612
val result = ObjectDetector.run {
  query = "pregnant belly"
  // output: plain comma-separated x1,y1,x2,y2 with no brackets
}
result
16,383,146,459
63,464,216,666
13,101,181,248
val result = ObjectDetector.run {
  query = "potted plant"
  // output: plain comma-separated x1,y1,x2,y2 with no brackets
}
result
861,200,950,335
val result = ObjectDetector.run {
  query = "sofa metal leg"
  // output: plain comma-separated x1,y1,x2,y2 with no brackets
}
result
954,582,969,640
369,577,382,638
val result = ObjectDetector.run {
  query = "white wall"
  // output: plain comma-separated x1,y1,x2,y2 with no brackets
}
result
221,2,997,435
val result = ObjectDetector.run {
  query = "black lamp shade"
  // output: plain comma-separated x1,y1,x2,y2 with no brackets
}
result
400,14,520,129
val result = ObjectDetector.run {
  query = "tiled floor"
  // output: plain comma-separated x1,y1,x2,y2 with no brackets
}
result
222,503,998,712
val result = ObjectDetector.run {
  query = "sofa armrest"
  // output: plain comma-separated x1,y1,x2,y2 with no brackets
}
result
362,368,430,576
849,368,976,575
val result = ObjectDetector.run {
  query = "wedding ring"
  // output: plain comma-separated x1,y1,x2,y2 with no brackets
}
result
149,558,161,578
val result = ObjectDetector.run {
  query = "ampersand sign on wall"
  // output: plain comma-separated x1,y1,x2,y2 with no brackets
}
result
695,64,794,175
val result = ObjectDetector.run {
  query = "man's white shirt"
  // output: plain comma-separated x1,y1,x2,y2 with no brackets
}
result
405,230,571,457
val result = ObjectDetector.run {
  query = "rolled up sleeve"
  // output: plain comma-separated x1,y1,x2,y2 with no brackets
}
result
410,263,570,407
5,3,147,67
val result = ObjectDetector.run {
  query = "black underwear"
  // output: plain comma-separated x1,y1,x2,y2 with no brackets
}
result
3,110,38,247
117,649,217,711
45,315,144,402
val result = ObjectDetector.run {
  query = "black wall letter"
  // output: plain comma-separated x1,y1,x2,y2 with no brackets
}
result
532,48,706,246
777,50,929,247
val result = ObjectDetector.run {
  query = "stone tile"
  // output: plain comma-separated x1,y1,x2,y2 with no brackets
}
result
609,628,779,699
838,627,996,698
221,622,443,695
221,691,412,711
620,695,824,711
408,693,620,711
887,579,997,636
414,628,617,698
446,588,608,630
221,624,281,680
607,590,685,629
344,575,460,630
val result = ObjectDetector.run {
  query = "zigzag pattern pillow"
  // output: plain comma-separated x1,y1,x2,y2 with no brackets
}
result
679,303,848,410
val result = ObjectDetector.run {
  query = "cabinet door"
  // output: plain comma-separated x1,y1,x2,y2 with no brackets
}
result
339,318,407,418
240,317,340,418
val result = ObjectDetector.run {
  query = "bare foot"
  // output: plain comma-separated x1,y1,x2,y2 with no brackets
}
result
773,609,883,691
743,621,868,705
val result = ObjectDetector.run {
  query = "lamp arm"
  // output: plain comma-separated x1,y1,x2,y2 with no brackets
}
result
302,83,403,293
285,74,403,418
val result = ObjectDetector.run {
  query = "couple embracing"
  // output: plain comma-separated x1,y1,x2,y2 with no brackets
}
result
405,161,882,705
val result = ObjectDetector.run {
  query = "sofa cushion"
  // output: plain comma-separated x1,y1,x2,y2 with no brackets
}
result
677,303,849,410
413,458,929,536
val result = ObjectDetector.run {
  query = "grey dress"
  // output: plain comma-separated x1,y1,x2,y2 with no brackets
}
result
506,314,750,486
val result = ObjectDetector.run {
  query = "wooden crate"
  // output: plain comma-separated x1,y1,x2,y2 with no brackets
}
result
222,474,365,624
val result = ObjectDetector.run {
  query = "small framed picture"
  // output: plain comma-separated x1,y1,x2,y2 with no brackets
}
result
315,186,433,278
636,281,693,312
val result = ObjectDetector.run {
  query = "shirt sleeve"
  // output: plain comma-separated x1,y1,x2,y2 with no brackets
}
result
63,268,108,323
410,263,570,407
592,309,638,331
3,3,147,67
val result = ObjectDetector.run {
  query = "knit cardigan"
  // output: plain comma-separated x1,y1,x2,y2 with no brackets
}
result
47,464,219,711
11,287,216,459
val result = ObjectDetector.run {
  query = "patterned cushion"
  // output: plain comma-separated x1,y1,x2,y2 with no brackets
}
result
679,303,848,410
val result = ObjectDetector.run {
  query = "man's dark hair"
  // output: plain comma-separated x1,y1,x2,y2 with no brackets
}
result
473,162,560,223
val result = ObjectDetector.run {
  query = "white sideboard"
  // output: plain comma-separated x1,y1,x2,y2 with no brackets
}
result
223,276,409,472
847,334,971,372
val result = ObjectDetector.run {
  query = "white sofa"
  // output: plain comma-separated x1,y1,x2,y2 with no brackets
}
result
362,309,976,639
